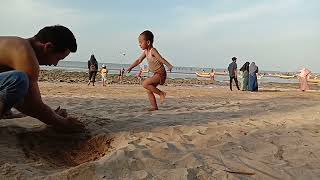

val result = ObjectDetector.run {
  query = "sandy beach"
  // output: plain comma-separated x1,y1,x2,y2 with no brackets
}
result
1,74,320,179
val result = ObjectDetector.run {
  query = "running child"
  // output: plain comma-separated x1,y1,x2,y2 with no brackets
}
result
127,30,173,111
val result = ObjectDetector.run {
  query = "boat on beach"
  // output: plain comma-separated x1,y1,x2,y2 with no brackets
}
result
278,74,295,79
214,72,228,76
257,74,264,80
308,79,320,84
196,72,214,78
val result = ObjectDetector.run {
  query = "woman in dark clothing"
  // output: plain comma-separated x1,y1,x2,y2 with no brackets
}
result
248,62,259,91
240,62,250,91
87,54,98,86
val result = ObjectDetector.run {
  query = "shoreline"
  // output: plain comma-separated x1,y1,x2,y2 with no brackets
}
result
39,69,320,91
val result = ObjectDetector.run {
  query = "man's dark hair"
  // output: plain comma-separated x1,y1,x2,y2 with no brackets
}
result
34,25,77,52
140,30,154,44
232,57,237,61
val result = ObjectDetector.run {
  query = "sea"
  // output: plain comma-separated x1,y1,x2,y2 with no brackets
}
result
40,61,299,84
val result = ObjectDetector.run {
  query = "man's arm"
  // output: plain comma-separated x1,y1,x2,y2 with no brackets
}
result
14,81,67,126
10,40,83,129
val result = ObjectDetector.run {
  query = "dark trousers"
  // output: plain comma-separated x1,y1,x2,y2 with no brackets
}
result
89,71,97,82
229,76,240,91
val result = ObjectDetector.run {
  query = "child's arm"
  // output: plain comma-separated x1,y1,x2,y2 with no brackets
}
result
127,52,146,73
151,48,173,72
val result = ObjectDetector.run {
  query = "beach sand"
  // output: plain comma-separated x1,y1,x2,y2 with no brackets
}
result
1,81,320,179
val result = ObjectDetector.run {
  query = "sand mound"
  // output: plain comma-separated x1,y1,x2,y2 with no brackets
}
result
17,127,112,167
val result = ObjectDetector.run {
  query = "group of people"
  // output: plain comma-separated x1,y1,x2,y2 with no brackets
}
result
228,57,259,92
87,55,108,86
0,25,173,131
0,24,315,133
88,56,146,86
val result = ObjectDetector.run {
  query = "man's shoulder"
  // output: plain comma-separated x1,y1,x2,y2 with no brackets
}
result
0,37,39,80
228,62,234,67
1,37,33,57
0,37,35,63
0,36,28,48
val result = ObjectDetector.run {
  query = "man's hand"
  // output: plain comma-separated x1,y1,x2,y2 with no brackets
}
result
53,115,85,133
53,107,85,132
64,116,85,130
55,106,68,118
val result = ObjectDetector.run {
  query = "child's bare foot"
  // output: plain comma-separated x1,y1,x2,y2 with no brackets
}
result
148,107,158,111
160,92,166,104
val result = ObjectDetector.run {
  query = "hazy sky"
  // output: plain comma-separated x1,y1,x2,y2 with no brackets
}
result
1,0,319,72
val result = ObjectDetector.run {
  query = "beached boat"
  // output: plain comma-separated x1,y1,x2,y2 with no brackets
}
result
257,75,263,80
278,75,295,79
196,72,214,78
308,79,320,84
214,72,228,76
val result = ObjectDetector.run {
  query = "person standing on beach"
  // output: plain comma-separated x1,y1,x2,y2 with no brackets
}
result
239,62,250,91
135,68,143,84
298,68,311,91
248,62,259,92
210,69,215,81
100,64,108,87
87,54,98,86
228,57,240,91
121,68,125,81
127,30,173,111
0,25,84,130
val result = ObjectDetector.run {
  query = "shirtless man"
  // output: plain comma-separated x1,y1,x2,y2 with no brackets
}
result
0,25,84,131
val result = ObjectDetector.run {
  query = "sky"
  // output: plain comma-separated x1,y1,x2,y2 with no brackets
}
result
1,0,319,72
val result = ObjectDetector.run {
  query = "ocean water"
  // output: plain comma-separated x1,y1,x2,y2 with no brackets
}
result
40,61,299,84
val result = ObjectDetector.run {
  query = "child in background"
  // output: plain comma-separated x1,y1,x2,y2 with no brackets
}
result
298,68,311,91
117,69,121,81
100,64,108,86
210,69,215,81
121,68,125,81
127,30,173,111
135,68,143,84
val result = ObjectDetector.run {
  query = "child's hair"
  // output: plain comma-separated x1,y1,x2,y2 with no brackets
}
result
140,30,154,44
